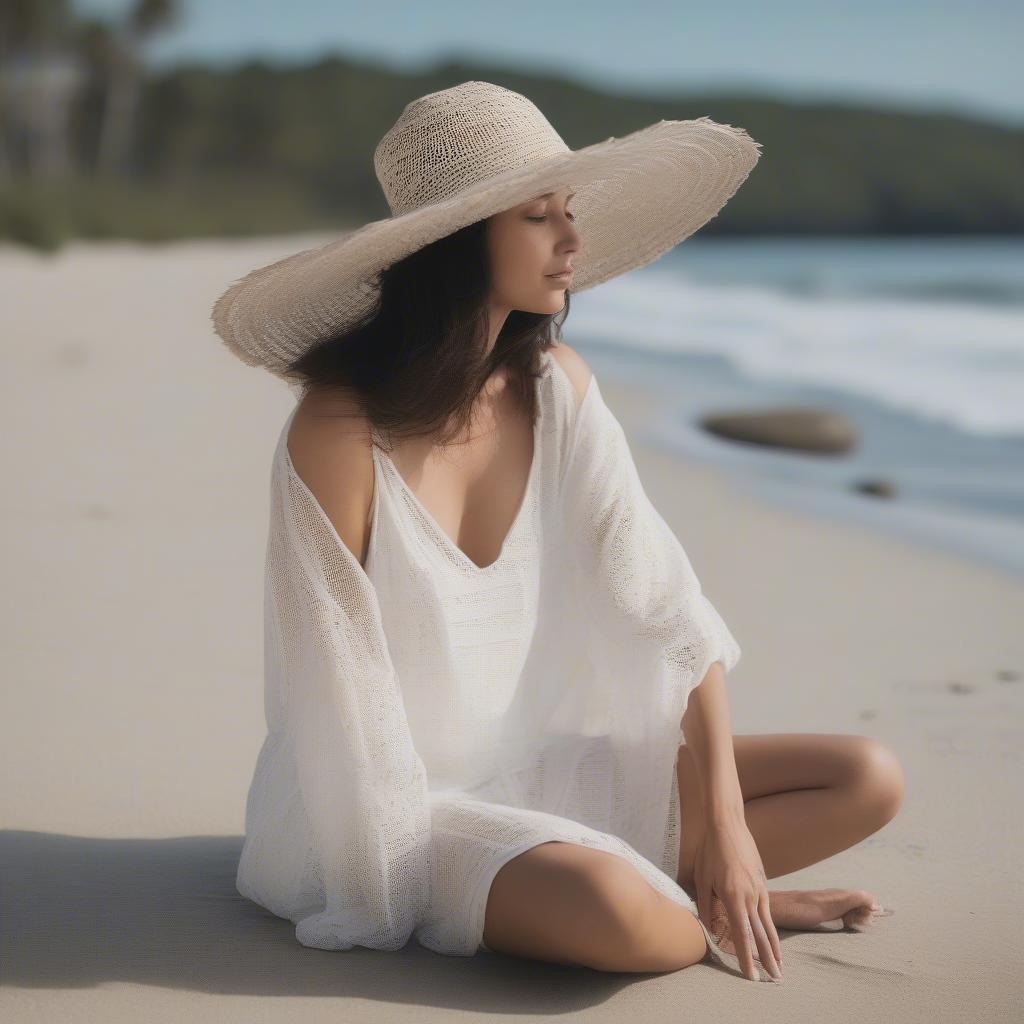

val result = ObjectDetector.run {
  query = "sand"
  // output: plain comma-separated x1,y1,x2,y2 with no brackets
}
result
2,236,1022,1022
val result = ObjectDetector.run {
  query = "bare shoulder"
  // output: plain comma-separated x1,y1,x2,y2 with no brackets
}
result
547,342,593,411
286,389,375,568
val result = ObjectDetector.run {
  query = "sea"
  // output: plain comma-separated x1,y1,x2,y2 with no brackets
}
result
566,237,1024,580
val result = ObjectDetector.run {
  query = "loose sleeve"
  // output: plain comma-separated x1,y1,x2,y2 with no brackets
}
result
559,372,741,705
249,450,432,951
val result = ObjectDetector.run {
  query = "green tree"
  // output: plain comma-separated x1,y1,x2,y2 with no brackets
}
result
93,0,180,179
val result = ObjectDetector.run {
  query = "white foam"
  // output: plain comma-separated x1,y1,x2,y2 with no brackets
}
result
570,266,1024,438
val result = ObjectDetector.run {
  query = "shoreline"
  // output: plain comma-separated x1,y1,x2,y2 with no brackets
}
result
2,236,1021,1020
598,366,1024,586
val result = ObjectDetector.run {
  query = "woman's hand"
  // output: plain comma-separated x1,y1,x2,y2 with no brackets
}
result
693,814,783,981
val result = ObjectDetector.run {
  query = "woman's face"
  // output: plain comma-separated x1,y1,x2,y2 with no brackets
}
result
485,187,580,318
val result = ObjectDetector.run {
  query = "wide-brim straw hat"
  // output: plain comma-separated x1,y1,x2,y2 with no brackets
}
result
210,80,762,381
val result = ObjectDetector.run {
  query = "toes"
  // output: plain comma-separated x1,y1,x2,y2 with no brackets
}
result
842,903,894,930
842,907,873,926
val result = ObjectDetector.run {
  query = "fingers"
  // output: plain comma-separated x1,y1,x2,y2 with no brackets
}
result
726,893,783,982
758,889,783,969
752,901,782,981
723,895,759,981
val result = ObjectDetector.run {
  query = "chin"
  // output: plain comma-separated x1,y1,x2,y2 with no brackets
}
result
517,298,564,315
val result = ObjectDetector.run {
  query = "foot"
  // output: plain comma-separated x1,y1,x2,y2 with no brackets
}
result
766,888,892,931
704,888,893,955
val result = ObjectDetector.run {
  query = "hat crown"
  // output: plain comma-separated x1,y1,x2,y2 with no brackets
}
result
374,81,570,217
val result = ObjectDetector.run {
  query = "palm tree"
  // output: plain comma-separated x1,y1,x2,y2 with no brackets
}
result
0,0,84,181
93,0,180,179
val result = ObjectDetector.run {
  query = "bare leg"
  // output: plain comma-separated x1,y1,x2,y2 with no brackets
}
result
483,734,904,975
676,732,905,886
483,840,709,973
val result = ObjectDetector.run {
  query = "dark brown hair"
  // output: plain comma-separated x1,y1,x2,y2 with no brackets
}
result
285,217,571,451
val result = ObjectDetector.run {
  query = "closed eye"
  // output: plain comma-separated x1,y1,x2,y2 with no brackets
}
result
527,213,575,223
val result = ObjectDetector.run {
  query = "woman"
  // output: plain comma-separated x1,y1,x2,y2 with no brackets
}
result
213,81,901,985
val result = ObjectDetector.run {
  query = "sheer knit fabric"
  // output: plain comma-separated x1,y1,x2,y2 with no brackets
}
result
236,346,771,981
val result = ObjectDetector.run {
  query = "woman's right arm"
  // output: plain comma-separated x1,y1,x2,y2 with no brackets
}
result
269,399,432,951
286,397,375,568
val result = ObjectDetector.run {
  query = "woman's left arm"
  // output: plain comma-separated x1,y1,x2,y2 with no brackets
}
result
556,356,780,979
682,662,783,981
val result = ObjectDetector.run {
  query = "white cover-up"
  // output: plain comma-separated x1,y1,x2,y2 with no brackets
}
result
237,345,773,981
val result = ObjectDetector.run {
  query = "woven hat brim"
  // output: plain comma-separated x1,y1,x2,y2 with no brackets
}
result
211,117,761,379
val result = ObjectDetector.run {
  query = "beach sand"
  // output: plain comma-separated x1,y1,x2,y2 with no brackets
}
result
2,236,1022,1022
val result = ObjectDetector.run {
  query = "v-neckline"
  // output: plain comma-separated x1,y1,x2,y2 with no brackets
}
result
374,355,551,574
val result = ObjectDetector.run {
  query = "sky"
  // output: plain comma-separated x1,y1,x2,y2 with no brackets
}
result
72,0,1023,127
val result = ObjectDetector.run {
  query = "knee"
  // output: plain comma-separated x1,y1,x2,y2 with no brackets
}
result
849,736,905,823
577,857,659,956
486,843,706,974
576,858,705,973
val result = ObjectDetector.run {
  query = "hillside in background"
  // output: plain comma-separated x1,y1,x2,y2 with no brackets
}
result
3,53,1022,249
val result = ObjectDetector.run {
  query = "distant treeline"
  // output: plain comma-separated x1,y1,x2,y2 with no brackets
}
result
3,53,1023,249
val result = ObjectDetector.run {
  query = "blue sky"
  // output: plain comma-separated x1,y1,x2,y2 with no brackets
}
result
73,0,1022,126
